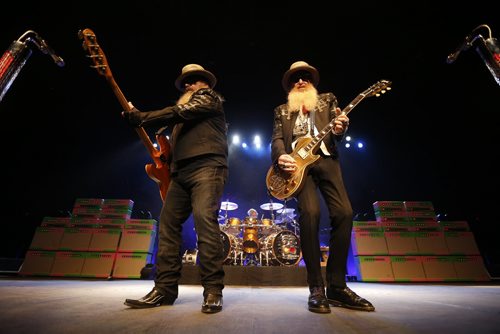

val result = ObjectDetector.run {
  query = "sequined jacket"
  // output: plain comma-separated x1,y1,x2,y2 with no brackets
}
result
271,92,343,163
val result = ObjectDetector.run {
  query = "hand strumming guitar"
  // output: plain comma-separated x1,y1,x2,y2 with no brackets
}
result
278,154,297,173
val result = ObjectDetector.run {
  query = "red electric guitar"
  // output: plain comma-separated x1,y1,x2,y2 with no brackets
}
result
78,28,170,201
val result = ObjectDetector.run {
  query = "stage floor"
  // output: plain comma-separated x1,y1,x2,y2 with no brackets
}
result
179,264,316,285
1,275,499,334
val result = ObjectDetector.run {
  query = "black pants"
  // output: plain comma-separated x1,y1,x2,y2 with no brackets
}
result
155,165,228,297
296,156,353,289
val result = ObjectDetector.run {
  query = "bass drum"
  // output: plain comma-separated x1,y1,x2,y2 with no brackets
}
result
260,230,301,266
220,231,242,265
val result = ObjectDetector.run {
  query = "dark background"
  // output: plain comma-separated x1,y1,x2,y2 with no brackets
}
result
1,1,498,272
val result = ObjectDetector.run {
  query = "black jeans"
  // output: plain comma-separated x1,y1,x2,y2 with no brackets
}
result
155,165,228,297
296,157,353,289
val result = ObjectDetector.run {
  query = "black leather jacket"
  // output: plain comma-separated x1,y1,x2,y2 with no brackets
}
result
129,88,228,165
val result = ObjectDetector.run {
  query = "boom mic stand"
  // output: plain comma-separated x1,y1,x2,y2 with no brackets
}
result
0,30,64,103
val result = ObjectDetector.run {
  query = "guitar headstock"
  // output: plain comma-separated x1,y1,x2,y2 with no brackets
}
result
78,28,112,79
365,79,392,97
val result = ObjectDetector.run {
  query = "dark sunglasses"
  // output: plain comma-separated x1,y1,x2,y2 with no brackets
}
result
290,71,313,83
183,75,207,86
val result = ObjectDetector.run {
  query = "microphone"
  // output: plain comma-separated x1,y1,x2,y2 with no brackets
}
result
24,31,65,67
447,34,475,64
485,37,500,63
476,36,500,86
34,35,65,67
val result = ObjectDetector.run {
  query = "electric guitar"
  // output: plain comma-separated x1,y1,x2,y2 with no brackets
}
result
78,28,170,201
266,80,392,200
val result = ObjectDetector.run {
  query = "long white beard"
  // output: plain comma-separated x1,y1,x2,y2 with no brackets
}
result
177,90,194,105
287,86,319,112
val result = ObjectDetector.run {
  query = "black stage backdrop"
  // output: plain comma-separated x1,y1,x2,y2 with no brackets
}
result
0,1,498,273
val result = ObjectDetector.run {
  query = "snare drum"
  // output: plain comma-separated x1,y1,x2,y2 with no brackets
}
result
260,218,278,235
244,216,259,226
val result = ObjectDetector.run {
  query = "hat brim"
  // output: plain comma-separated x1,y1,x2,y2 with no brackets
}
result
282,66,320,91
175,70,217,91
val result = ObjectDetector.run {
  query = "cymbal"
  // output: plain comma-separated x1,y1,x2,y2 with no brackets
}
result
260,202,284,211
220,201,238,210
277,208,295,215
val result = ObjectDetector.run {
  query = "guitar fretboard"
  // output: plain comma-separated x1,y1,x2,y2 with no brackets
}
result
304,91,369,153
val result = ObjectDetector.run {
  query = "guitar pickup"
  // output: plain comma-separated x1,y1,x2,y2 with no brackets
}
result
297,148,308,159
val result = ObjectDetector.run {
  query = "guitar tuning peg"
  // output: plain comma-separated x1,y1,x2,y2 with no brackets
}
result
375,93,381,97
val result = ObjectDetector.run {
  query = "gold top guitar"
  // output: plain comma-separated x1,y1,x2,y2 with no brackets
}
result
78,28,171,201
266,80,392,201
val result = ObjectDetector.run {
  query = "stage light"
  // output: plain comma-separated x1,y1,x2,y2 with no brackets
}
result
242,142,248,148
342,134,367,150
253,135,262,149
232,134,241,145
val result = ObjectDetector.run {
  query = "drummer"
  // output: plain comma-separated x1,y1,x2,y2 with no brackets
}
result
246,208,259,224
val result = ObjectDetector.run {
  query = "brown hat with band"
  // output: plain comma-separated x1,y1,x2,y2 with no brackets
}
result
175,64,217,91
281,61,320,91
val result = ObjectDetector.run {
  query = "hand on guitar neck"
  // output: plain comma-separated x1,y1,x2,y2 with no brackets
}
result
121,101,142,127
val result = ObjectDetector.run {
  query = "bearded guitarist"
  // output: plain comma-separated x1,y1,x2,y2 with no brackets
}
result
122,64,228,314
270,61,375,314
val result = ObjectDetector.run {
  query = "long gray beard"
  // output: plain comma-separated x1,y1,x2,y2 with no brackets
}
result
287,86,319,112
177,90,194,105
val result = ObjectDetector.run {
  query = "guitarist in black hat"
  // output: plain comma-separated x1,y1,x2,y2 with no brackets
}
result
270,61,375,313
122,64,228,314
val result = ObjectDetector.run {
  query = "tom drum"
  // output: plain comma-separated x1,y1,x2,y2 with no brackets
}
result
260,218,278,235
223,217,242,235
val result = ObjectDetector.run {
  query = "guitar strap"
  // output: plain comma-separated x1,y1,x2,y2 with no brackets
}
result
309,109,315,136
311,109,331,156
155,125,169,136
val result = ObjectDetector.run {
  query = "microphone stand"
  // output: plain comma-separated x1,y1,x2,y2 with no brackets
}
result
0,30,64,103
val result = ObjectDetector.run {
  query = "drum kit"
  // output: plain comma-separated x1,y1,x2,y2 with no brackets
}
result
218,200,301,266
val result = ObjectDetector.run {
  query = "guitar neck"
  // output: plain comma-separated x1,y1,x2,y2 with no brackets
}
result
107,77,158,157
306,93,366,153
